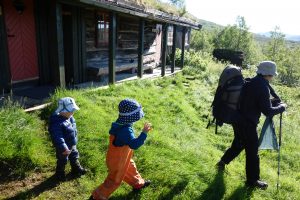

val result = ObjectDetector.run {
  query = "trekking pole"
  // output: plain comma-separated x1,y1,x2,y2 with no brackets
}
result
277,112,283,190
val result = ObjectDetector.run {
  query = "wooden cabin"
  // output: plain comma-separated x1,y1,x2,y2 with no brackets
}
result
0,0,201,93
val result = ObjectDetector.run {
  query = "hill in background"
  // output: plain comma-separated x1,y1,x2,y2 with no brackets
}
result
197,19,300,46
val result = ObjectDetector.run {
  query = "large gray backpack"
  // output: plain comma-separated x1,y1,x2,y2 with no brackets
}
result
211,65,245,127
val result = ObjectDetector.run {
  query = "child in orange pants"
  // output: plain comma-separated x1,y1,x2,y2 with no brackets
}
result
90,99,152,200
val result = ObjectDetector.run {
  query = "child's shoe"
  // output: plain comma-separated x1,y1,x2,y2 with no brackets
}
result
70,160,87,176
55,171,66,182
133,180,151,191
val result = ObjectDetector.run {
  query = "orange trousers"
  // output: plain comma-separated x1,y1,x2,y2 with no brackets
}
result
92,135,145,200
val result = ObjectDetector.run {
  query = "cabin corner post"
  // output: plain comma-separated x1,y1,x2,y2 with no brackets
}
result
0,2,11,92
180,26,186,69
137,18,144,78
161,23,168,77
56,3,66,88
171,24,177,73
109,11,116,84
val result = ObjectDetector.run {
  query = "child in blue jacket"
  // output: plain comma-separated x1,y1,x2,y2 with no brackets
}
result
49,97,87,181
91,98,152,200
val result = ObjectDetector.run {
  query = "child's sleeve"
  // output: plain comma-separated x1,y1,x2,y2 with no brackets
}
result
49,122,68,152
123,128,147,150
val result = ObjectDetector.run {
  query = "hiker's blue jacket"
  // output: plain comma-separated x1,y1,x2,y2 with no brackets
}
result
48,113,78,152
109,122,147,150
239,75,285,125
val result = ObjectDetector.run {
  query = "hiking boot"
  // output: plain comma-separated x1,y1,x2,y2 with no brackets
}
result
216,160,226,171
246,180,268,190
55,171,66,182
70,160,87,176
55,163,66,182
133,180,151,192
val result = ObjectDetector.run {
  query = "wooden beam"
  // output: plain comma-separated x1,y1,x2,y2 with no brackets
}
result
180,27,186,69
56,3,66,88
161,23,168,77
171,25,177,73
137,18,144,78
0,3,11,92
109,12,116,84
34,0,51,85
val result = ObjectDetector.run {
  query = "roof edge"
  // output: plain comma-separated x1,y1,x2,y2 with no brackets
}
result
78,0,202,29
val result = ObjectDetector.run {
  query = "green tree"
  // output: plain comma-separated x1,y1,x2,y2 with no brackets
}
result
213,16,261,64
169,0,185,7
190,29,216,53
264,26,286,63
264,27,300,86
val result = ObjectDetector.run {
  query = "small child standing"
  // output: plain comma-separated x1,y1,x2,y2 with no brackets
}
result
48,97,87,181
91,98,152,200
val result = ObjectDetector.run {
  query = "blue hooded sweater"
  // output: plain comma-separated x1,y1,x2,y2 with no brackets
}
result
48,113,78,152
109,122,147,150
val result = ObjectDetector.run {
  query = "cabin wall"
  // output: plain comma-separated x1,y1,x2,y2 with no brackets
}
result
0,3,11,92
84,8,161,79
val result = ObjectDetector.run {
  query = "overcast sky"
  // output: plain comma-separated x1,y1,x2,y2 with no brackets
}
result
184,0,299,35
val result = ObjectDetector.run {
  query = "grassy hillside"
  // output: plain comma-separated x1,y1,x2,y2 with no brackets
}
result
0,59,299,199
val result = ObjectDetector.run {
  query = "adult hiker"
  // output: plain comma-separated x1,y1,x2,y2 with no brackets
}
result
216,61,287,189
90,98,152,200
48,97,87,181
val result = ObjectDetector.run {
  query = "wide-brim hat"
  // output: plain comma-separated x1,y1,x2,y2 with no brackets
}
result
117,98,144,124
256,61,278,76
55,97,80,114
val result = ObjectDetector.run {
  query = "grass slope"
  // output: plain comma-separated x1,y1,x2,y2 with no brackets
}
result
0,65,299,200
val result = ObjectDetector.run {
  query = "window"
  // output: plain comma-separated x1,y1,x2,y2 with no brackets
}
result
96,12,109,48
167,26,173,46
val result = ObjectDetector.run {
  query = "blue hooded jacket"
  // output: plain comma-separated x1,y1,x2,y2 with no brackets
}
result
109,122,147,150
48,113,78,152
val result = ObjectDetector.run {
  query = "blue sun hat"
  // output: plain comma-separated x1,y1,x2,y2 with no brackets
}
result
55,97,80,114
117,98,144,124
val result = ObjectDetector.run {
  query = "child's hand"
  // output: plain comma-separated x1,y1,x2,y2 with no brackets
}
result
62,149,71,156
143,122,152,134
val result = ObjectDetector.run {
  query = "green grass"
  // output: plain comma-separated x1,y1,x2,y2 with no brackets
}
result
0,62,299,199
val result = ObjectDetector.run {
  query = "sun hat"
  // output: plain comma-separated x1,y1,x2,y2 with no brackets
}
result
117,98,144,124
55,97,80,114
256,61,278,76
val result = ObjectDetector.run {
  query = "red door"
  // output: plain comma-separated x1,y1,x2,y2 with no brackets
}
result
3,0,38,82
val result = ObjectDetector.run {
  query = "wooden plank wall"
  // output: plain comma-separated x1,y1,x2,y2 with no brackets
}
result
84,9,160,78
0,3,11,92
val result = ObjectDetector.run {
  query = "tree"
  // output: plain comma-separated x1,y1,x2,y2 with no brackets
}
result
190,29,216,53
264,27,300,86
264,26,286,63
169,0,185,8
213,16,261,64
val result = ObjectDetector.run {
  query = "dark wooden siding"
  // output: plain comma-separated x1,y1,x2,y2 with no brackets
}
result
34,0,51,85
0,2,11,92
84,9,161,77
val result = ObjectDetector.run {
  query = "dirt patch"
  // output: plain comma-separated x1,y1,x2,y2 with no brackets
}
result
0,172,48,199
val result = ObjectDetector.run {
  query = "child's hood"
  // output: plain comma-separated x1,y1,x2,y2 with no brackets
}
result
109,122,131,136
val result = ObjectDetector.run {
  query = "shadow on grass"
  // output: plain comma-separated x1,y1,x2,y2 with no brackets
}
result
109,180,188,200
157,180,189,200
198,170,225,200
109,190,142,200
0,158,35,184
227,185,254,200
5,173,81,200
5,175,58,200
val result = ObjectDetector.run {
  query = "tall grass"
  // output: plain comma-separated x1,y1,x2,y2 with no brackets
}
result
0,51,299,199
0,100,54,180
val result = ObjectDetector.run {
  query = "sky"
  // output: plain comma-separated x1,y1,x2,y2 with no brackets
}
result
184,0,300,35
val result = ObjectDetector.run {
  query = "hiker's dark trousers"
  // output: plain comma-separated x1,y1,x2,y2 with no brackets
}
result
221,121,260,182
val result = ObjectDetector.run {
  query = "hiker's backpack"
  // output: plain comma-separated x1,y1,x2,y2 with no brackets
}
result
211,65,245,127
